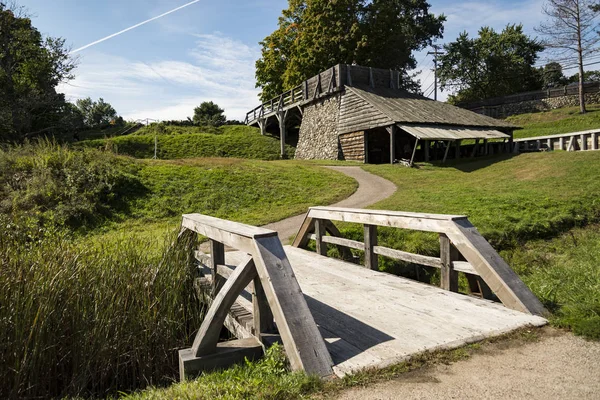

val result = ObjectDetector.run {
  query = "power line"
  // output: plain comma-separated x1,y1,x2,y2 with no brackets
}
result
427,44,445,101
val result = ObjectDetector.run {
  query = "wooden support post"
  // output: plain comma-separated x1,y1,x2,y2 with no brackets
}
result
387,125,396,164
592,132,598,150
409,139,419,166
439,234,458,292
471,139,479,157
581,134,588,151
536,139,541,151
364,224,378,271
277,112,286,158
314,219,327,256
483,139,489,155
210,239,225,295
364,132,369,163
424,140,430,162
455,140,461,159
442,141,451,163
253,276,275,336
547,138,552,150
559,136,565,150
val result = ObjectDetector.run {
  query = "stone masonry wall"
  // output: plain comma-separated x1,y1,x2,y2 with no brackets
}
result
294,94,342,160
475,92,600,118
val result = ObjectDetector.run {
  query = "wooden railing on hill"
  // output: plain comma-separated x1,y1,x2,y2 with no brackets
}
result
177,214,333,380
292,206,547,316
458,81,600,110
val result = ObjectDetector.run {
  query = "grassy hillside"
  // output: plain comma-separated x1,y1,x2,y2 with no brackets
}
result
0,142,357,399
509,104,600,138
77,125,295,160
361,151,600,339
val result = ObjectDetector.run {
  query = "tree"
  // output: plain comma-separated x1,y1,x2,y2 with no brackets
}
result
75,97,118,128
193,101,226,127
0,2,76,141
568,69,600,83
255,0,445,101
437,25,544,104
536,0,600,113
541,62,569,88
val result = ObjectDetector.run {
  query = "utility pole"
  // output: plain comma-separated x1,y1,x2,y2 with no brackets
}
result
427,44,445,101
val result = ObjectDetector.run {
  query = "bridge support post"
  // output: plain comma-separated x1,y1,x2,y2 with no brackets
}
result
257,118,267,136
276,111,287,159
439,234,458,292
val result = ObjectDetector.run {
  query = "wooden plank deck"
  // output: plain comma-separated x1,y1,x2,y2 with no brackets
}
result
216,246,547,377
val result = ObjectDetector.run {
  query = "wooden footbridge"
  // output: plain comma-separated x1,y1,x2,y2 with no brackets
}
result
177,207,547,380
514,128,600,153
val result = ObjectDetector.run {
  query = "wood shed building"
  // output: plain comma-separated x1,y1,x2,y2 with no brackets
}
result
245,64,516,164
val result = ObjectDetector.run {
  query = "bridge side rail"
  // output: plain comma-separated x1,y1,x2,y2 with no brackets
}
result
292,206,546,316
178,213,333,380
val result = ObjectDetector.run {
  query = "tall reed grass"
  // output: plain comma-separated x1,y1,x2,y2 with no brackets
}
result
0,222,203,398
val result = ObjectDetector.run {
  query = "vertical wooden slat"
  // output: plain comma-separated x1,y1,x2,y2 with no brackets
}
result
592,132,598,150
581,134,588,151
439,234,458,292
424,139,430,162
253,276,275,336
559,136,565,150
210,239,225,294
315,219,327,256
364,224,378,270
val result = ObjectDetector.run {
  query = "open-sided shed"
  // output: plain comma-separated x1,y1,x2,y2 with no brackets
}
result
245,64,517,164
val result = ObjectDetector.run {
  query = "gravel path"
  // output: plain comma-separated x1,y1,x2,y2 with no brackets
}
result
336,329,600,400
263,166,396,243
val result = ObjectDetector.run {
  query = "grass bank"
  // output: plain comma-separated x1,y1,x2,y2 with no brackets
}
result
509,103,600,139
359,151,600,339
0,141,356,398
77,125,295,160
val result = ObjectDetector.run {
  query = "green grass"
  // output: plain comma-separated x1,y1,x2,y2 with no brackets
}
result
0,141,357,398
76,125,295,160
508,103,600,139
503,225,600,339
358,151,600,339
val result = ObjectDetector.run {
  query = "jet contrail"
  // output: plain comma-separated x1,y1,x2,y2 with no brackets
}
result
70,0,201,54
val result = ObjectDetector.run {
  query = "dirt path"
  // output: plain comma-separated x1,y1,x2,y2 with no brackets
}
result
263,166,396,243
335,328,600,400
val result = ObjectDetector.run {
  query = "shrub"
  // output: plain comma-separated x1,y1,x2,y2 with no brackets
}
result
0,140,145,230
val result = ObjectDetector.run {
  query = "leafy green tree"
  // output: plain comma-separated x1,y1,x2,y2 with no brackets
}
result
541,62,568,88
0,2,76,141
75,97,118,128
193,101,226,127
568,69,600,83
255,0,445,101
438,25,544,104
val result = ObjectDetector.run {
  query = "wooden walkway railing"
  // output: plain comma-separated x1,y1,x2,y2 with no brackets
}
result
177,214,333,380
513,129,600,153
292,206,547,316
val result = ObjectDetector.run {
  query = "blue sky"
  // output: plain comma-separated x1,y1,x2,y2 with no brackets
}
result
20,0,549,121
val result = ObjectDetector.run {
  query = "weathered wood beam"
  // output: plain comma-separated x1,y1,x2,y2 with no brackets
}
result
386,125,396,164
439,234,459,292
314,219,327,256
210,240,225,295
253,276,275,337
442,141,452,163
364,224,378,270
409,139,419,166
192,256,257,356
252,235,334,377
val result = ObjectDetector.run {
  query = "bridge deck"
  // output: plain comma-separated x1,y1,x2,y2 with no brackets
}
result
218,246,546,377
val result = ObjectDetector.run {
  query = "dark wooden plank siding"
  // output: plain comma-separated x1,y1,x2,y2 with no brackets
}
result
339,131,366,162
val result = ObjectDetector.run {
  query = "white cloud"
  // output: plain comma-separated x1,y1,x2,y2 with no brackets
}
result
59,32,261,121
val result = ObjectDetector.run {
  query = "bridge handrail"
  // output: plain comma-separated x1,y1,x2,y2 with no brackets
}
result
292,206,546,316
178,213,333,380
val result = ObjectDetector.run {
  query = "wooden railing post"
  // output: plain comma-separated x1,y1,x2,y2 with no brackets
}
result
253,276,275,336
315,219,327,256
210,239,225,295
364,224,378,270
439,233,458,292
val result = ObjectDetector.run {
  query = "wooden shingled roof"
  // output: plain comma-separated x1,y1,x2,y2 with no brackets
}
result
337,84,516,135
